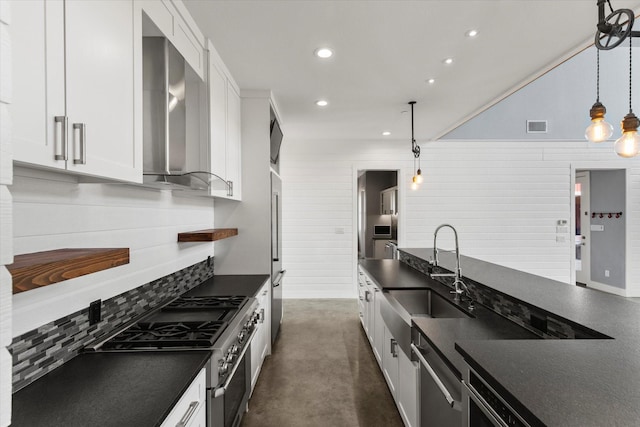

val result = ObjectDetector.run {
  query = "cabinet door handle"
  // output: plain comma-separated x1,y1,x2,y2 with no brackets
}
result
364,290,370,302
390,338,398,358
54,116,68,160
228,180,233,197
72,123,86,165
176,401,199,427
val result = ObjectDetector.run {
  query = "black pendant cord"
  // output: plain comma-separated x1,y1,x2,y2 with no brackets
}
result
597,48,601,102
629,36,633,113
607,0,614,14
409,101,420,158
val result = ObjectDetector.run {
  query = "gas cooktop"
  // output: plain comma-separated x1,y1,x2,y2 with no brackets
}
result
101,320,227,350
164,295,247,310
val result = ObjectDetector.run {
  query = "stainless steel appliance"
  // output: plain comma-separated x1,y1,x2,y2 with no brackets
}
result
88,295,259,427
373,224,392,238
462,367,530,427
412,334,462,427
271,171,285,344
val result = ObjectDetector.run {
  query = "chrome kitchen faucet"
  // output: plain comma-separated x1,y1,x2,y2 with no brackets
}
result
430,224,471,304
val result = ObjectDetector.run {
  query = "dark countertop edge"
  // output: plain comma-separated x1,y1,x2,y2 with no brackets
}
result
454,342,546,427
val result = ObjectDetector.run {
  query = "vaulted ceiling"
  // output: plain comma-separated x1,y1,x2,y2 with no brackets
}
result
184,0,640,143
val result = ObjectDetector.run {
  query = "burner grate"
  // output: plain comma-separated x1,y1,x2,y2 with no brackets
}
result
102,320,227,350
164,296,248,310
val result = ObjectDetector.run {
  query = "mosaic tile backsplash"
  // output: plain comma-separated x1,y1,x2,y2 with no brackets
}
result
9,258,215,392
398,250,609,340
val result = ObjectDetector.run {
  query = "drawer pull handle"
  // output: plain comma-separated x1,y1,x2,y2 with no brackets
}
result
176,401,199,427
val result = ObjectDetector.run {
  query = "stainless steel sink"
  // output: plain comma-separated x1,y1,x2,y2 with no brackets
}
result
387,289,471,318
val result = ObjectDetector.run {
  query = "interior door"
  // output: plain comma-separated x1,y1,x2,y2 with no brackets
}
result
575,172,591,285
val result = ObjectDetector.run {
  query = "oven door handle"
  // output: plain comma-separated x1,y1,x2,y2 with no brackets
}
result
411,343,459,409
464,381,509,427
213,327,259,398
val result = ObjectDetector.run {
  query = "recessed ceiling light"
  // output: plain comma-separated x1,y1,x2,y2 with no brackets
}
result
465,29,479,38
427,78,436,84
382,131,391,136
316,99,328,107
315,48,333,59
443,58,454,65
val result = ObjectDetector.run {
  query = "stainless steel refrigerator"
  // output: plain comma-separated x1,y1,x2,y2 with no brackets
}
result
271,172,285,344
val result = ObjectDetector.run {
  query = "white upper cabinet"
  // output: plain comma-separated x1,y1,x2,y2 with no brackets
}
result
11,0,142,183
139,0,206,80
208,41,242,200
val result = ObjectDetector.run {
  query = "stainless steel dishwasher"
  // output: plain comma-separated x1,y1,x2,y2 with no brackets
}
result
411,332,462,427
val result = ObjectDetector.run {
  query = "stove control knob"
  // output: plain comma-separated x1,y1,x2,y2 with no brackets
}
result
230,344,239,355
218,360,229,374
224,352,235,363
245,320,253,329
238,330,246,343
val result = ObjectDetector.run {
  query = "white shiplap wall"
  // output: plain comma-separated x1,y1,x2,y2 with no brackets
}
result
0,1,12,425
10,167,216,337
280,138,640,299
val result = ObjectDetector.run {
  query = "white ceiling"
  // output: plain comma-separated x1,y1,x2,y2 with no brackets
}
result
183,0,640,143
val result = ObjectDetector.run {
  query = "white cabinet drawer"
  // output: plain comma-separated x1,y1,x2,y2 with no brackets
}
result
161,368,207,427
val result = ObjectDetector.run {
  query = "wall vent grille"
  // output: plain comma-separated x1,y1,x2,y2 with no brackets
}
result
526,120,548,133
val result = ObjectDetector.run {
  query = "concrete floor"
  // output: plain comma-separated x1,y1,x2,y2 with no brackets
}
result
241,299,404,427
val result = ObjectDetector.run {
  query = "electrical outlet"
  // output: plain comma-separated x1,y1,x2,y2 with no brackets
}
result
89,300,102,325
605,270,610,277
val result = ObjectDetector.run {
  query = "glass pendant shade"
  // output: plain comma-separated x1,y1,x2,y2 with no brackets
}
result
585,118,614,142
411,175,418,190
586,102,613,143
614,112,640,157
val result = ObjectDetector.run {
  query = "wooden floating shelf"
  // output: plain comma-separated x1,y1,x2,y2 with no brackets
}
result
178,228,239,242
9,248,130,294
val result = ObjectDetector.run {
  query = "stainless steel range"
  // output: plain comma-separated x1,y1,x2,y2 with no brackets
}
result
88,295,259,427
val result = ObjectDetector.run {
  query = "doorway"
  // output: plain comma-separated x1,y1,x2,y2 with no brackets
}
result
575,172,590,286
357,170,399,259
572,168,627,295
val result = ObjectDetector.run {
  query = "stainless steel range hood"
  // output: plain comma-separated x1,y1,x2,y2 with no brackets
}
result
142,36,230,195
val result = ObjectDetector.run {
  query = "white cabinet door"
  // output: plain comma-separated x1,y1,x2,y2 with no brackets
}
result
11,0,66,169
382,324,399,399
250,280,271,394
65,0,140,182
373,288,384,366
161,368,206,427
226,83,242,200
11,0,141,182
397,347,419,427
209,60,227,196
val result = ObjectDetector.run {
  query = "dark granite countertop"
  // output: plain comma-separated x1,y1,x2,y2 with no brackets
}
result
456,340,640,427
359,258,432,289
359,259,538,379
183,274,270,297
382,249,640,426
11,351,211,427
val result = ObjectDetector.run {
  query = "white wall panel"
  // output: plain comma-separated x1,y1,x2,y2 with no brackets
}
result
10,171,215,336
281,138,640,298
0,10,11,426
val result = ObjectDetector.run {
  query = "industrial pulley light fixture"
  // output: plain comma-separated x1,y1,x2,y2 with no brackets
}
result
408,101,422,190
587,0,640,157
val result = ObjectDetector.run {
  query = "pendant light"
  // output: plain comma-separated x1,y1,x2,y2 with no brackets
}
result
409,101,422,190
614,36,640,157
585,49,614,142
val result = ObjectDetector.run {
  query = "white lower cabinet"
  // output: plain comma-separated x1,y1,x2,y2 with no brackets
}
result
161,368,207,427
373,288,384,366
397,347,419,427
382,323,400,398
358,267,418,427
250,279,271,395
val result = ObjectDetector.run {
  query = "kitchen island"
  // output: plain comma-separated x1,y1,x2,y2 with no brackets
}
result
360,248,640,426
